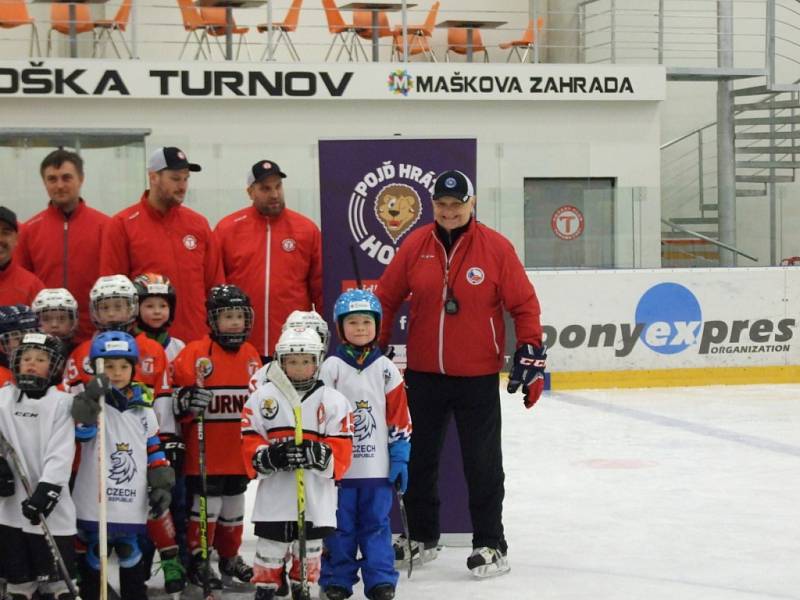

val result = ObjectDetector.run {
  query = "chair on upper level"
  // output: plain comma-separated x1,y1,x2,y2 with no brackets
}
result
499,17,543,62
390,0,438,62
352,8,390,60
321,0,362,62
0,0,40,56
46,3,94,56
445,26,489,62
176,0,212,59
257,0,302,61
92,0,133,58
200,6,251,60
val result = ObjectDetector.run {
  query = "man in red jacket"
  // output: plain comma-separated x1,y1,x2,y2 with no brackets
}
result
99,147,225,343
215,160,322,359
376,170,547,579
15,149,110,343
0,206,44,306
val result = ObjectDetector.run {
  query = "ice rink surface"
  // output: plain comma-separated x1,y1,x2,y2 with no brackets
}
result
164,384,800,600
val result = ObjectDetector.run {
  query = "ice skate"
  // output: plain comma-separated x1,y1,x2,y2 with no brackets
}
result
366,583,395,600
393,536,438,567
466,547,510,578
219,554,254,589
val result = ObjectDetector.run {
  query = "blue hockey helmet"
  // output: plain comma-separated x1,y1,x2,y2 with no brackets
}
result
90,331,140,372
0,304,39,356
333,289,382,339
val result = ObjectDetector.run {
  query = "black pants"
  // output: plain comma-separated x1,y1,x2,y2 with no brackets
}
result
0,524,76,584
77,553,148,600
404,370,507,552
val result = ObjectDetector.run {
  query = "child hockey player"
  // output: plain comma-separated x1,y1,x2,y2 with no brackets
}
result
248,310,330,394
31,288,79,352
171,284,262,591
0,305,38,387
318,289,412,600
65,276,185,596
242,326,354,600
70,331,175,600
0,332,76,600
133,273,185,362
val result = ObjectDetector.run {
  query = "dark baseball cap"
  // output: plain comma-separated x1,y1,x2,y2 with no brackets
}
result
148,147,201,173
0,206,18,231
432,170,475,202
247,160,287,186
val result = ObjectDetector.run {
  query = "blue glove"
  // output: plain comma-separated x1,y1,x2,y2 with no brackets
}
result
388,440,410,493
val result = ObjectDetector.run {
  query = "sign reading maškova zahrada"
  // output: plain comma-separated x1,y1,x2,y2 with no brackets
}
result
0,61,666,101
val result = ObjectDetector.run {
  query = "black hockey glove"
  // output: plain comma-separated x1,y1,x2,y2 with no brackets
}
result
147,465,175,517
173,386,214,418
159,433,186,473
507,344,547,409
0,456,14,497
253,442,304,475
21,481,62,525
300,440,332,472
381,345,396,360
71,373,111,425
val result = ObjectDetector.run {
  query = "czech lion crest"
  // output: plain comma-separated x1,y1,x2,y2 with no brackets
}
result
109,442,137,485
353,400,377,443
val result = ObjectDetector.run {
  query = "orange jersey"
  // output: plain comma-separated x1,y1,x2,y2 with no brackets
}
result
0,366,12,388
172,335,262,476
64,332,171,402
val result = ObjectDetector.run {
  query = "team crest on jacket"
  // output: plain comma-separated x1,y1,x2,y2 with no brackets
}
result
183,235,198,250
353,400,376,442
281,238,296,252
109,442,137,485
260,397,278,420
466,267,485,285
195,356,213,379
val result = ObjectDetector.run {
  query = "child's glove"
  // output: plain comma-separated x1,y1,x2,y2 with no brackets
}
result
147,465,175,517
159,433,186,473
299,440,332,472
71,373,111,424
0,456,15,497
507,344,547,409
21,482,61,525
388,440,410,493
173,386,214,418
253,442,304,475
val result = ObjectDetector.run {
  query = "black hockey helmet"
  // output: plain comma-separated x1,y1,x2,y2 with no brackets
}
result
206,284,254,350
11,332,67,396
133,272,177,333
0,304,39,357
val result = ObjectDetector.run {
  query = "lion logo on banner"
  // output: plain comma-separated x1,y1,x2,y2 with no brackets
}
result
353,400,377,442
109,442,137,485
374,183,422,243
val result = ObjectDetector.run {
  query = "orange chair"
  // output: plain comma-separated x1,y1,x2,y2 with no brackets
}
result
201,6,251,60
499,17,543,62
445,26,488,62
0,0,40,57
92,0,132,58
321,0,360,62
47,3,94,56
176,0,212,59
257,0,302,61
390,0,438,62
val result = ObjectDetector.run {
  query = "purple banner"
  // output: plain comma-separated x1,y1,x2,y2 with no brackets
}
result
319,137,476,535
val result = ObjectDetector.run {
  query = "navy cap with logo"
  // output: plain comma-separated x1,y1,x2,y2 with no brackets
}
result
148,147,202,173
0,206,18,231
432,170,475,202
247,160,287,186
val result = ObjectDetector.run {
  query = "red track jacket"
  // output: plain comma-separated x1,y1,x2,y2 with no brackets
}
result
15,200,110,343
214,206,323,357
0,260,44,306
377,220,542,377
99,193,225,344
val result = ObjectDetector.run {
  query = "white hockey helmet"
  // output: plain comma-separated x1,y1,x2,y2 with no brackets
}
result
282,310,330,352
89,274,139,331
275,326,325,391
32,288,79,338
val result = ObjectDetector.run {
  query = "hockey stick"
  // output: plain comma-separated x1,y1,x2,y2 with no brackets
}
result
195,363,215,600
0,429,82,600
266,361,311,600
95,357,109,600
349,245,363,290
394,481,412,578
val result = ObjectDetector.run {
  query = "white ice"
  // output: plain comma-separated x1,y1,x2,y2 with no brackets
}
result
153,384,800,600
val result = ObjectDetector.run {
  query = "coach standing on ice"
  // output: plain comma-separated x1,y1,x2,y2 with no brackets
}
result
376,169,546,578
